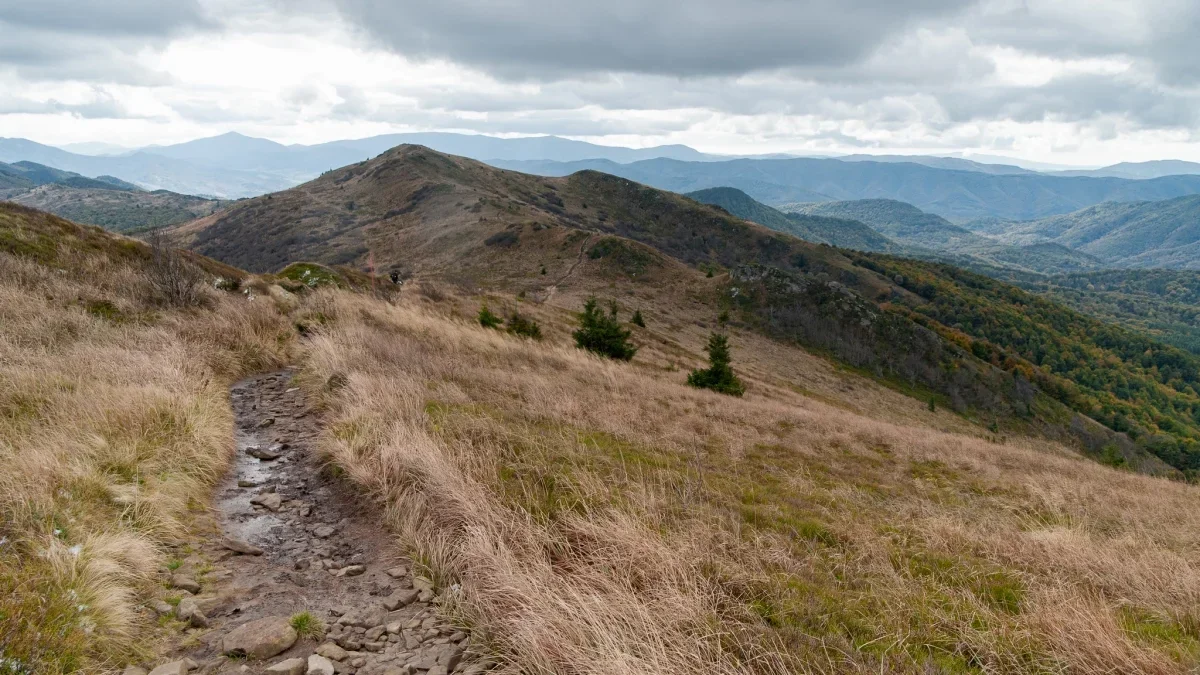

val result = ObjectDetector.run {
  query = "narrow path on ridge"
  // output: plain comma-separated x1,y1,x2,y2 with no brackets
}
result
138,370,483,675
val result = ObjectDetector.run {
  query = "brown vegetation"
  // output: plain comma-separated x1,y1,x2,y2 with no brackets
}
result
300,286,1200,674
0,204,294,672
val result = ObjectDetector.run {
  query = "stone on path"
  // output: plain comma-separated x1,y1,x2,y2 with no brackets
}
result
312,525,337,539
382,589,419,611
221,616,298,660
149,599,174,616
315,643,348,662
306,654,335,675
384,566,407,578
247,445,282,460
265,658,307,675
175,597,208,627
250,492,283,511
147,661,190,675
337,564,365,577
170,574,201,594
220,535,264,555
122,668,149,675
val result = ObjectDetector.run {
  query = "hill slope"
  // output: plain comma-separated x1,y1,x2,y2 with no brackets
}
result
8,183,229,232
11,201,1200,672
174,145,1200,476
492,156,1200,222
685,187,901,252
994,195,1200,268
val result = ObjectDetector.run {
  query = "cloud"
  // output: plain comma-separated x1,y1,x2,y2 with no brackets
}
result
325,0,970,79
0,0,215,84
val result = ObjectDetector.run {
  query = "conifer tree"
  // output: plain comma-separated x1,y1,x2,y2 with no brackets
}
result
687,332,745,396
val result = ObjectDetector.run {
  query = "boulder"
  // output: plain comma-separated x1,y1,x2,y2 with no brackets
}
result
251,492,283,511
382,589,419,611
315,642,348,662
220,536,264,556
222,616,298,660
147,661,189,675
265,658,307,675
246,445,282,460
307,654,335,675
170,574,201,594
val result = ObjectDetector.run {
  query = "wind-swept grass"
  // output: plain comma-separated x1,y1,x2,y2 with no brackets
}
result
303,287,1200,674
0,205,294,672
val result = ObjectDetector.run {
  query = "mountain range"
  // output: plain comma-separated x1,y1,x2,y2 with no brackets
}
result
165,143,1200,480
5,131,1200,217
493,156,1200,223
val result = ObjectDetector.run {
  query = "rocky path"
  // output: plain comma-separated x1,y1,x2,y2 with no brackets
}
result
130,370,481,675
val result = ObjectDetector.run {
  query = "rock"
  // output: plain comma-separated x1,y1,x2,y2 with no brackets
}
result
170,574,201,594
427,667,448,675
381,668,412,675
381,589,418,611
307,655,335,675
365,626,385,641
417,590,434,603
294,558,311,571
265,658,307,675
412,577,434,593
122,667,149,675
251,492,283,511
337,565,365,577
313,525,337,539
385,622,402,635
316,643,349,662
246,445,282,460
147,661,189,675
237,479,261,488
220,536,264,556
222,616,298,660
384,566,407,579
437,644,464,670
149,599,174,616
340,608,387,628
175,597,197,621
259,417,276,428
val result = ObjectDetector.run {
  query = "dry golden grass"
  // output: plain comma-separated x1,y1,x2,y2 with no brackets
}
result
0,237,294,672
302,288,1200,675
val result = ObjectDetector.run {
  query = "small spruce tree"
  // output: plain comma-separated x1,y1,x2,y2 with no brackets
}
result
687,332,745,396
478,304,502,329
573,297,637,360
506,312,542,340
631,309,646,328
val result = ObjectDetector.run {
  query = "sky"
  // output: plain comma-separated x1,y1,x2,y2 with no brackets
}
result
3,0,1200,166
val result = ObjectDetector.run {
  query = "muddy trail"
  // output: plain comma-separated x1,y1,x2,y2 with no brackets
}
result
135,370,482,675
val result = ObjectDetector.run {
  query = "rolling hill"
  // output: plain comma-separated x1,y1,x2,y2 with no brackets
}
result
7,183,229,232
685,187,901,253
490,155,1200,222
989,195,1200,268
173,145,1200,477
8,186,1200,672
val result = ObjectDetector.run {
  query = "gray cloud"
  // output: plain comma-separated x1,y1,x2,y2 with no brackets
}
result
0,0,214,84
327,0,970,79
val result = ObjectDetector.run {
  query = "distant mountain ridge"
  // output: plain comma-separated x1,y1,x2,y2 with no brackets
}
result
493,156,1200,223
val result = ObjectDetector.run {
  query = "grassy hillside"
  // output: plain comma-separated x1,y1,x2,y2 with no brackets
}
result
303,284,1200,674
787,199,1101,274
173,145,1200,477
11,202,1200,672
0,204,294,672
8,183,229,232
994,195,1200,268
687,187,900,252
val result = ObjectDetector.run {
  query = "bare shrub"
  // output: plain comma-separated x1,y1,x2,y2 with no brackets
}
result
145,228,206,307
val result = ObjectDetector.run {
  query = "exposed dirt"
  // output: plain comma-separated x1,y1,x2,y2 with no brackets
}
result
139,370,482,675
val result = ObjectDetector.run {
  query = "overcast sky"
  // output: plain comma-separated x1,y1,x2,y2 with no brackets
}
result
3,0,1200,165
